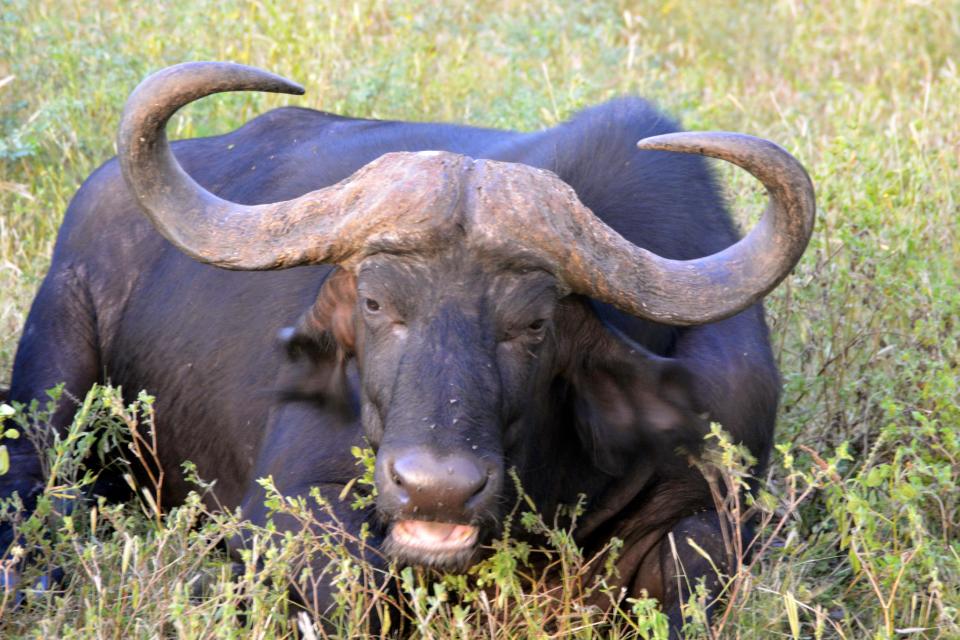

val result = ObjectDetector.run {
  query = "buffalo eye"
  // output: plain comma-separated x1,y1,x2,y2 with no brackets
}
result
364,297,381,313
525,318,548,343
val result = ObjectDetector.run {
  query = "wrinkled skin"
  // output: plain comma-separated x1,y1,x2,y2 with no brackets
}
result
5,98,779,633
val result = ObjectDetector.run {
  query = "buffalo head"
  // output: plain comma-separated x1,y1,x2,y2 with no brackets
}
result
117,62,814,569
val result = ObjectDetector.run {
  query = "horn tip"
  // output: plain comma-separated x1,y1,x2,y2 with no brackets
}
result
636,133,692,153
274,76,306,96
636,131,714,152
637,131,787,155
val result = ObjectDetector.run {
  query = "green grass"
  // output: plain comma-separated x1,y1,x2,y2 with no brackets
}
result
1,0,958,637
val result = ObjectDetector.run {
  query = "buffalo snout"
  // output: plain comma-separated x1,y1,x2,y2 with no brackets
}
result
376,447,499,522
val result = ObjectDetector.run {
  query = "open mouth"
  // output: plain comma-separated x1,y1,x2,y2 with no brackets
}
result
385,520,480,569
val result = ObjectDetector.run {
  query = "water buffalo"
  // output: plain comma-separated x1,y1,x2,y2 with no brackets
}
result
3,62,814,632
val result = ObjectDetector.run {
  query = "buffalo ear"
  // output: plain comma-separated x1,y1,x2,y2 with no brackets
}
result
570,328,709,475
277,322,345,366
275,268,358,413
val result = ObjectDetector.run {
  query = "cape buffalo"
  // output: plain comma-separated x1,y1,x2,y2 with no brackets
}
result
3,62,814,632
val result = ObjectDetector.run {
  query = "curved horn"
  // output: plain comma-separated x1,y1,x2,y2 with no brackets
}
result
621,132,816,324
468,133,814,325
118,61,467,269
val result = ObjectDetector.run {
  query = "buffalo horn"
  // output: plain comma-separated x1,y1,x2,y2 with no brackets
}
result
550,132,816,325
118,61,469,269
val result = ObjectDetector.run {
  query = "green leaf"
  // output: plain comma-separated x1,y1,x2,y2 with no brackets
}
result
895,482,919,501
0,445,8,475
863,465,888,487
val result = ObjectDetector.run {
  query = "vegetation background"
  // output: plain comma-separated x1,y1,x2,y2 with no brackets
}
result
0,0,957,637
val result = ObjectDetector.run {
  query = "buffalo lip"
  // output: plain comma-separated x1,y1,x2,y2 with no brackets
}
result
389,519,479,554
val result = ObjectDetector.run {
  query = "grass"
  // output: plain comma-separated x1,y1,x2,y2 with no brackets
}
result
1,0,958,637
